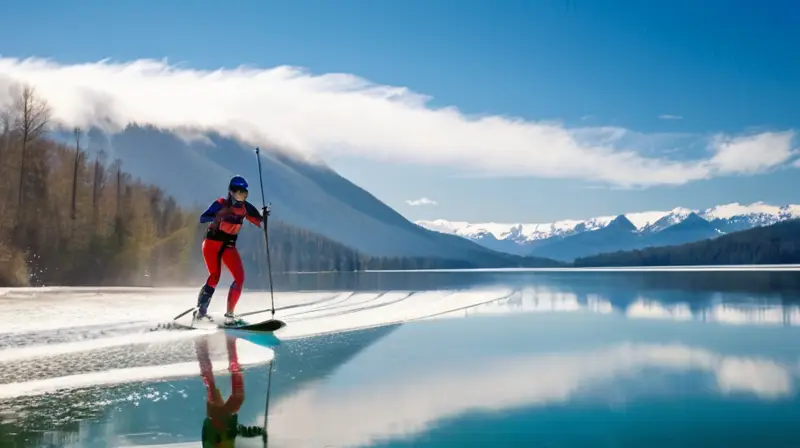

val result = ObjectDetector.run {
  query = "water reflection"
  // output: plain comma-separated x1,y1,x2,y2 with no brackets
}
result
4,314,800,447
272,344,792,445
423,285,800,330
195,334,267,447
2,270,800,447
260,312,800,447
0,324,399,447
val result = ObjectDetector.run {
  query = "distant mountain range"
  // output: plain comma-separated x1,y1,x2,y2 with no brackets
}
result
416,202,800,262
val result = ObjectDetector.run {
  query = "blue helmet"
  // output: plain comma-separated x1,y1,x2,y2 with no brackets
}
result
228,175,248,192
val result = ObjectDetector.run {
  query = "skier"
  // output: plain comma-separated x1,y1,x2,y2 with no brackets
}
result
195,175,269,326
195,333,265,447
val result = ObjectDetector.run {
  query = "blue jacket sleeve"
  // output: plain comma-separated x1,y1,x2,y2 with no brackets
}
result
199,200,223,223
244,201,263,226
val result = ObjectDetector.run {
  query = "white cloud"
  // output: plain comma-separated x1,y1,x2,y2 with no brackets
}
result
709,131,798,175
0,57,795,188
259,343,794,447
405,197,438,206
659,114,683,120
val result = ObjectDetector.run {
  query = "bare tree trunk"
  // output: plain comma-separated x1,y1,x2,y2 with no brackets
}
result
13,85,51,229
0,109,11,222
91,149,108,234
71,128,81,222
116,162,123,247
92,157,99,228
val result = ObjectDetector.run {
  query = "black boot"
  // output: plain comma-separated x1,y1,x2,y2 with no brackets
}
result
196,284,215,319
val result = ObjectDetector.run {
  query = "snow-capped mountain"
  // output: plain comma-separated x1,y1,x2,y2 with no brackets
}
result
702,202,800,233
415,202,800,259
640,207,694,233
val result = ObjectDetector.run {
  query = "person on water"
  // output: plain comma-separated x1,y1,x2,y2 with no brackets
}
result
196,175,269,326
195,333,265,447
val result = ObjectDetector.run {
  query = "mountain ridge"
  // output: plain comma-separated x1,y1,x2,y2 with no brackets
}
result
416,202,800,261
416,202,800,251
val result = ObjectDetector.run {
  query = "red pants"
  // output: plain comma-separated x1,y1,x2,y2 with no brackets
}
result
202,238,244,313
195,336,244,431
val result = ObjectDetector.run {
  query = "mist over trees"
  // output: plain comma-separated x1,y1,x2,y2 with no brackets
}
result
0,83,514,287
0,84,199,286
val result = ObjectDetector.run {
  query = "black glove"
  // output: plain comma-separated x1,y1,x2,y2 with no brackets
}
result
262,206,271,217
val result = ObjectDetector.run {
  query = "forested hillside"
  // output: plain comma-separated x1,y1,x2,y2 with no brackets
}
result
573,219,800,267
0,84,557,287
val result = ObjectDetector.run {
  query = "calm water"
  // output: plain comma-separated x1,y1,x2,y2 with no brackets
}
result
2,269,800,447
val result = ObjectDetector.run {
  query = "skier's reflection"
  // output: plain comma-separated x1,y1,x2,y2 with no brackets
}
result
195,333,265,447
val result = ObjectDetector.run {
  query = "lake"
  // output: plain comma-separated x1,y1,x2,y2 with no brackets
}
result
2,268,800,447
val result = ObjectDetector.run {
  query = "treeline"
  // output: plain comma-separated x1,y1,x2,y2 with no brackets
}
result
0,84,198,287
573,219,800,267
222,219,499,288
237,219,560,284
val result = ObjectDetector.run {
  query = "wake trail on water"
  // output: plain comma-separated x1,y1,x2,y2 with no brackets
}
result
0,286,513,399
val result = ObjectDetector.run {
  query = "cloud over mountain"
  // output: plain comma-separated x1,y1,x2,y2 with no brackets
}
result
0,57,797,188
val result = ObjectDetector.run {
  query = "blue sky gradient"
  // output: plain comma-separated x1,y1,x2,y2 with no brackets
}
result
0,0,798,222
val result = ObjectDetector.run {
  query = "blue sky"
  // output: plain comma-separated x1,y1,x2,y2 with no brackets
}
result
0,0,798,223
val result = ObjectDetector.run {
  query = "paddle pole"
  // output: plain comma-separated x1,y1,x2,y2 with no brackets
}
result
262,358,275,446
255,147,276,318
